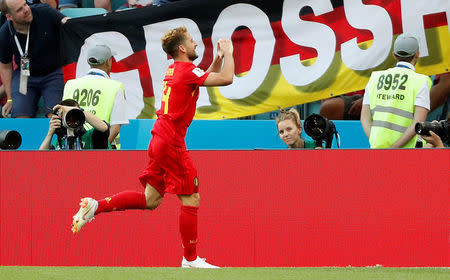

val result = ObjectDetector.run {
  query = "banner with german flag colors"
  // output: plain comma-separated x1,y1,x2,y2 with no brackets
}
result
61,0,450,119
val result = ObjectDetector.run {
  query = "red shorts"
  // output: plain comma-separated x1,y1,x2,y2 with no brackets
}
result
139,134,199,196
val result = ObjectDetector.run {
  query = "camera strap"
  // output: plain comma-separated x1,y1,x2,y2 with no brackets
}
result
332,127,340,148
334,131,340,148
65,136,83,150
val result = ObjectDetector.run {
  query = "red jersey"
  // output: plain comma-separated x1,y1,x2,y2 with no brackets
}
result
153,61,209,142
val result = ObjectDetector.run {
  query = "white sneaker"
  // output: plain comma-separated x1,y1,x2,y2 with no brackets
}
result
71,197,98,234
181,256,220,268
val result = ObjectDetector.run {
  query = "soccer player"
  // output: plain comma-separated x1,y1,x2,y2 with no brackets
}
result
71,27,234,268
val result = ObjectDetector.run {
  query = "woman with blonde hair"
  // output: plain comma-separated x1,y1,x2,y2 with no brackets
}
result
275,107,316,149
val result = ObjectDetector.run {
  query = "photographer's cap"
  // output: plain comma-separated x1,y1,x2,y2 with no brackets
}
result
87,45,116,65
394,33,419,57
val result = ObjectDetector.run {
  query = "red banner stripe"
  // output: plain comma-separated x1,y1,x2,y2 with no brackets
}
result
232,2,447,74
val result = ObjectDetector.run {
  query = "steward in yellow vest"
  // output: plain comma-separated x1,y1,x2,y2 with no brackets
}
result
361,34,430,148
63,45,128,149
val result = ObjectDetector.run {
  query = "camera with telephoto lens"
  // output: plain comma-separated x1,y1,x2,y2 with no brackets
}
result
304,114,340,148
53,107,85,130
0,130,22,150
415,120,449,142
53,107,86,149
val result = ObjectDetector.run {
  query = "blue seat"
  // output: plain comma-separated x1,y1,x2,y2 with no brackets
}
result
61,8,108,18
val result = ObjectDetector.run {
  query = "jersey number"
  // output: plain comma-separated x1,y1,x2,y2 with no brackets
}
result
161,81,171,114
377,74,408,91
73,89,101,106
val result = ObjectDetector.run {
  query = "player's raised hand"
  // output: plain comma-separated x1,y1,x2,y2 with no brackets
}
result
216,40,224,59
218,39,233,55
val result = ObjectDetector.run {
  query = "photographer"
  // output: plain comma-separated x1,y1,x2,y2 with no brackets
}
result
422,131,445,148
39,99,110,150
276,108,316,149
416,119,449,148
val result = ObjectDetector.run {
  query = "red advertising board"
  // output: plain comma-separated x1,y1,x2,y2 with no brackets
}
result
0,150,448,267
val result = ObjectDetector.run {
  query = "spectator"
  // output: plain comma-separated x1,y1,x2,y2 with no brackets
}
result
59,0,111,11
62,44,128,148
93,0,111,11
360,33,431,148
429,72,450,121
39,99,110,150
276,107,316,149
153,0,180,6
0,0,68,118
126,0,152,8
27,0,57,9
58,0,80,10
417,118,449,148
0,8,6,112
320,90,363,120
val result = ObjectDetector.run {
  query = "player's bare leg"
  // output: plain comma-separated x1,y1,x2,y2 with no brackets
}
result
145,184,163,209
178,193,219,268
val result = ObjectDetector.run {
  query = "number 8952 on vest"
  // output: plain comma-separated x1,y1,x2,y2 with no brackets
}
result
377,74,408,91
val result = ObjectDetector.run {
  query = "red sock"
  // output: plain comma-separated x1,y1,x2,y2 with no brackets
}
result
95,191,146,214
180,205,198,261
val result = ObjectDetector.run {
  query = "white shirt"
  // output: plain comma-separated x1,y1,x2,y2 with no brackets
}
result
85,68,129,126
362,62,430,110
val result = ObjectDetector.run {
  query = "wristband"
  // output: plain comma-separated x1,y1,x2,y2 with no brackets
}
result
7,99,12,103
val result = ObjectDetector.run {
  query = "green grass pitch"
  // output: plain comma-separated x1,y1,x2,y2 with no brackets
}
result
0,267,448,280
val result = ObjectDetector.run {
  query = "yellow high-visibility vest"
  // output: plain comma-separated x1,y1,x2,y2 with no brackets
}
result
367,66,431,148
63,74,124,148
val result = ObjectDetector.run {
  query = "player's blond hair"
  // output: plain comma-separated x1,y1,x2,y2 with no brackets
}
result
161,26,188,58
276,107,302,130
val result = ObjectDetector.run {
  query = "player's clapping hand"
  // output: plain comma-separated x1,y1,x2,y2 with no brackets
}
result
216,40,225,59
218,39,233,55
